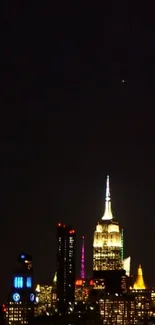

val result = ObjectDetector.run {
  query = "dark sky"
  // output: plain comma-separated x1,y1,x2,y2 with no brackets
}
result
0,0,155,302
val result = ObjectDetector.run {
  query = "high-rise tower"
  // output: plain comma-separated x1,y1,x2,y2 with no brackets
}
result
56,223,76,314
93,176,126,293
6,253,34,325
93,175,122,273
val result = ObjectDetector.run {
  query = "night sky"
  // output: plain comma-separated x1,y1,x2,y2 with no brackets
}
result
0,0,155,303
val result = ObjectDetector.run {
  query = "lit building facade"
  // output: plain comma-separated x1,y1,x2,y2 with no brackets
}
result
93,176,127,294
89,264,155,325
74,236,89,302
6,253,34,325
88,289,155,325
99,293,132,325
35,284,52,315
75,279,93,302
56,223,76,314
93,175,122,273
99,292,155,325
90,177,155,324
129,265,152,322
51,273,57,312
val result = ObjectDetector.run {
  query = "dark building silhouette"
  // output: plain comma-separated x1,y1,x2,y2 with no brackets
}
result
93,269,127,293
56,223,76,314
0,304,6,325
6,253,35,325
29,310,103,325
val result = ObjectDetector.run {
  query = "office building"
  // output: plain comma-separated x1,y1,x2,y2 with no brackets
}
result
35,284,52,316
93,175,122,273
93,176,127,293
6,253,34,325
56,223,76,314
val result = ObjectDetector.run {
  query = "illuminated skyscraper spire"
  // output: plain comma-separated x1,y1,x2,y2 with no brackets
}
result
80,236,85,279
102,175,113,220
133,265,146,290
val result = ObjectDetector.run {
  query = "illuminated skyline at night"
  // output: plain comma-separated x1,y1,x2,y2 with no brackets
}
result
1,0,155,304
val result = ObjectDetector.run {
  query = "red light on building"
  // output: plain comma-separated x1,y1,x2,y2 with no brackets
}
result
75,279,83,286
82,236,84,239
58,223,61,227
89,280,94,286
69,229,75,234
2,304,6,312
84,289,88,295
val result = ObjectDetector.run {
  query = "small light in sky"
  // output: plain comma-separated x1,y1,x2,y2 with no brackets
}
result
121,79,125,83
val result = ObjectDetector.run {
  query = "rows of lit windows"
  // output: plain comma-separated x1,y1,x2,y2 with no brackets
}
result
98,292,155,325
7,303,33,325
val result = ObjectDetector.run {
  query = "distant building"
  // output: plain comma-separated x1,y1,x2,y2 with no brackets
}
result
88,263,155,325
88,289,155,325
75,279,92,302
35,284,52,315
93,269,127,294
93,176,127,293
56,223,76,314
93,176,122,273
133,264,146,290
6,252,34,325
29,310,103,325
98,292,133,325
89,176,155,324
51,273,57,312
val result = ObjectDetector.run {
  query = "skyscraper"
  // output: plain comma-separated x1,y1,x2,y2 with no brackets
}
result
93,176,126,293
6,253,34,325
56,223,76,314
93,175,122,273
35,284,52,315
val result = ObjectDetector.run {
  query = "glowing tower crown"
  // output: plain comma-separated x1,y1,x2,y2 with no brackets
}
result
133,265,146,290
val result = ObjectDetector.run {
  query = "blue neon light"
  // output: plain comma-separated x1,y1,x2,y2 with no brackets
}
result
14,277,23,289
26,277,32,288
30,293,35,302
21,254,25,259
13,293,20,302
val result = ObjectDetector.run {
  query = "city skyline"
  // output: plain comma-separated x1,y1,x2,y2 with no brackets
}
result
0,172,152,304
1,0,155,306
1,4,155,325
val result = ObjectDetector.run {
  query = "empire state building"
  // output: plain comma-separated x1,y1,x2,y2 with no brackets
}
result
93,176,123,282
